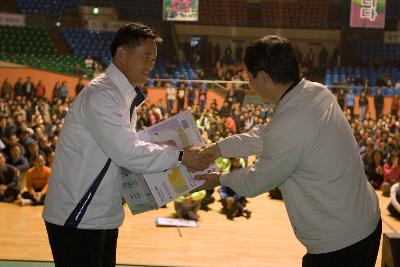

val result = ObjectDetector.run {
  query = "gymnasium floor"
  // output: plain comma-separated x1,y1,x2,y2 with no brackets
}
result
0,192,398,267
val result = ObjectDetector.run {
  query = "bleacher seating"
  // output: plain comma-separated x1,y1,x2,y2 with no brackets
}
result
261,0,329,29
357,41,400,66
386,0,400,21
0,25,90,76
15,0,83,16
197,0,248,26
148,60,200,86
0,25,56,55
325,66,400,95
61,28,114,66
83,0,162,21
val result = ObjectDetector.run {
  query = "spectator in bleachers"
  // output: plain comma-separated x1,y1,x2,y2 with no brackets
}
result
359,91,369,121
319,46,328,69
186,85,196,108
13,78,24,98
35,80,46,99
336,89,345,110
219,102,231,118
0,152,19,203
1,79,13,99
374,89,384,119
391,95,400,116
59,81,69,101
234,86,245,106
165,82,176,113
345,88,355,117
19,154,50,206
52,81,61,100
176,82,186,111
198,83,208,112
23,77,35,99
225,87,235,108
75,78,85,96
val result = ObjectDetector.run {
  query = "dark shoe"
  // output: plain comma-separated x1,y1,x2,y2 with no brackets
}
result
243,209,252,219
226,211,234,220
200,203,210,211
187,211,200,221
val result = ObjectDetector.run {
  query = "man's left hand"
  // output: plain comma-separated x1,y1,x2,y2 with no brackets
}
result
182,146,210,172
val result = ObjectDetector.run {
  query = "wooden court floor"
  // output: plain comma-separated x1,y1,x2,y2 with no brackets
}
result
0,192,399,267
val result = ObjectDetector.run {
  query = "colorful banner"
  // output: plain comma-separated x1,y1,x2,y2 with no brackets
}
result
350,0,386,28
163,0,199,21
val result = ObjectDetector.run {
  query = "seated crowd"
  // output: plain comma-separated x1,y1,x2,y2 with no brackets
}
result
0,76,399,221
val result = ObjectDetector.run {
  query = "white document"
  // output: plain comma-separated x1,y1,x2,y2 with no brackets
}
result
122,110,215,215
155,217,199,227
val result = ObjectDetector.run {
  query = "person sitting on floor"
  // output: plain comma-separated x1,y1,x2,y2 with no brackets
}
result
0,152,19,202
387,177,400,220
174,190,206,221
219,157,252,220
19,154,51,206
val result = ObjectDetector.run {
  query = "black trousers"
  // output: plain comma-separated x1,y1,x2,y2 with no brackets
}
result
302,219,382,267
45,221,118,267
22,191,46,205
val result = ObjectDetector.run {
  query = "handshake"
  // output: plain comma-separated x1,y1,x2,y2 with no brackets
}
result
181,143,221,172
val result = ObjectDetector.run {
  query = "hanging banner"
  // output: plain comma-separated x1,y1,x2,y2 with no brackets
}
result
0,12,25,26
85,20,133,32
350,0,386,28
163,0,199,21
384,32,400,44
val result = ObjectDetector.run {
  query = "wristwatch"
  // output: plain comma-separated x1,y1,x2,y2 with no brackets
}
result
177,150,184,167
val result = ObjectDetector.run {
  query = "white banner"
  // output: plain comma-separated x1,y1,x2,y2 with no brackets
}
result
0,12,25,26
85,20,134,32
384,31,400,44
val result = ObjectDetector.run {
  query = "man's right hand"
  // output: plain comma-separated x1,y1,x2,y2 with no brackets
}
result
182,146,210,172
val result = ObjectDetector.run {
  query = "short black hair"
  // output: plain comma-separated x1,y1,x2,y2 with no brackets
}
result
244,35,300,84
110,23,163,58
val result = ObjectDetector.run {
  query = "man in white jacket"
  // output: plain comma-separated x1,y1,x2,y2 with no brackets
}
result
43,23,208,266
196,35,381,267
